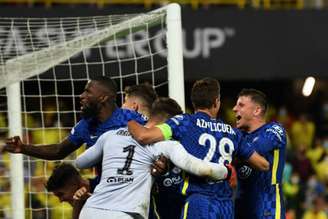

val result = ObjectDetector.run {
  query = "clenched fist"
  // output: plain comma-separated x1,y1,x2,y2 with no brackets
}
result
2,136,24,153
151,155,169,177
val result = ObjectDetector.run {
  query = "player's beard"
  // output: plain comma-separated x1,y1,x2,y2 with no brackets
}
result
81,102,101,119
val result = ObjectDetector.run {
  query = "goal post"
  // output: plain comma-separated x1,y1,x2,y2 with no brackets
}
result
1,3,184,219
7,82,24,219
166,3,185,110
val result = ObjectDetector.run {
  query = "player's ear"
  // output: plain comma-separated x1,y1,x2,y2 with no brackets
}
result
133,102,139,112
253,105,262,116
214,97,220,109
100,95,109,103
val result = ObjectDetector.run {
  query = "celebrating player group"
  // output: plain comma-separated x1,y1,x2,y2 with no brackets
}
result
2,76,286,219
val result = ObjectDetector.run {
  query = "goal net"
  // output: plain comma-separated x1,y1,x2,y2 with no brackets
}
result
0,3,184,219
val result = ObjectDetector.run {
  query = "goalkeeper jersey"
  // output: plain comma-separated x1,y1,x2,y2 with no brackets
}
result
68,107,146,176
159,111,255,199
75,127,228,219
235,122,287,219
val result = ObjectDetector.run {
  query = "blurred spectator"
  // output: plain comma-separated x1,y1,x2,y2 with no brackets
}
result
315,151,328,184
0,113,7,139
291,114,315,150
302,196,327,219
0,162,11,219
307,138,327,166
284,170,302,217
0,194,10,219
31,106,68,146
283,159,293,183
324,137,328,153
290,147,316,217
304,176,326,210
30,104,69,180
277,106,293,129
305,137,328,184
286,209,296,219
292,147,315,183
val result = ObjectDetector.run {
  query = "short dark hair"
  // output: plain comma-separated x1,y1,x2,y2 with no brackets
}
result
150,97,183,120
91,75,118,100
191,77,220,110
46,163,81,192
238,88,268,115
124,83,158,110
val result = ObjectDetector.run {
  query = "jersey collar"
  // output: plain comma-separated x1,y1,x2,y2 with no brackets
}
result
195,111,217,121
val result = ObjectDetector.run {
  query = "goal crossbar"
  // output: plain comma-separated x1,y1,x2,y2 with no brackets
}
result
1,10,166,89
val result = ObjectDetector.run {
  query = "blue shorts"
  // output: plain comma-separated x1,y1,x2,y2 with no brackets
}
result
235,187,285,219
180,194,233,219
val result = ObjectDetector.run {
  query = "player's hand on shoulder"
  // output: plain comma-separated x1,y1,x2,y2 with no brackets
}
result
73,186,91,201
151,155,169,177
2,136,24,153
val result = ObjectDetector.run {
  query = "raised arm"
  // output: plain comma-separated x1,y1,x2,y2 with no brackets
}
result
128,120,165,144
2,136,80,160
155,141,229,180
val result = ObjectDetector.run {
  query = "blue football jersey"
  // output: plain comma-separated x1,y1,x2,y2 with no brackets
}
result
151,166,185,219
68,107,146,148
235,122,286,219
164,112,255,199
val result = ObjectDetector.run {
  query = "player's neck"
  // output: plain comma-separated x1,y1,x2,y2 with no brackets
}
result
196,109,217,119
98,103,117,122
248,119,266,133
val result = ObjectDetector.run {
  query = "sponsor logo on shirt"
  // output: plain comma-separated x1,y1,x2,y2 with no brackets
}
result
106,176,134,185
252,137,259,143
266,124,284,141
162,175,183,187
238,165,253,179
90,135,98,139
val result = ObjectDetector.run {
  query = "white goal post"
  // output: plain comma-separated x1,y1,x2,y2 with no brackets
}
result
1,3,184,219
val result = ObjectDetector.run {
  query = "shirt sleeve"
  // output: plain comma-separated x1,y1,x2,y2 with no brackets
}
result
153,141,228,180
156,123,173,140
126,110,147,125
67,120,86,146
161,114,186,140
75,133,105,169
256,124,286,154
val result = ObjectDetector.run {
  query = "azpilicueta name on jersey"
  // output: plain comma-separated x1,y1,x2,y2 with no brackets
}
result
196,118,235,135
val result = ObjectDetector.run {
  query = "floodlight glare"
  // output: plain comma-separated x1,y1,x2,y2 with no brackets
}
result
302,76,316,97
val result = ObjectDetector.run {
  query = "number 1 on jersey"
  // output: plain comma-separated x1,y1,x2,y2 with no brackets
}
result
117,145,136,175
